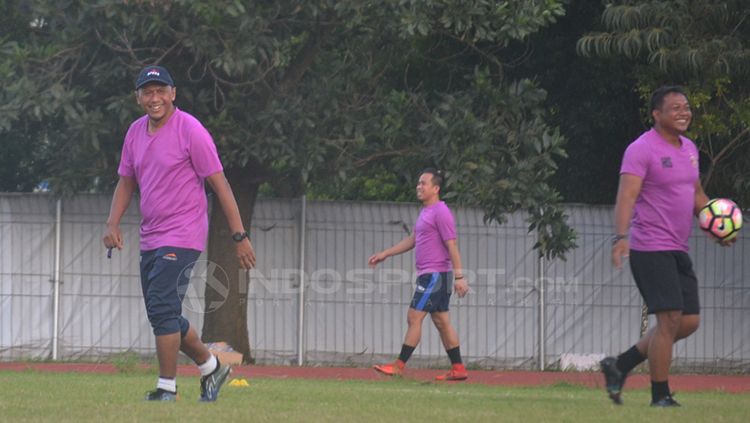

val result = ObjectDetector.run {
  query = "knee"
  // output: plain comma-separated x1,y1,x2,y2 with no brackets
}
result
406,314,422,328
431,315,445,331
431,313,452,331
678,315,700,339
149,315,180,336
147,306,187,336
656,312,682,336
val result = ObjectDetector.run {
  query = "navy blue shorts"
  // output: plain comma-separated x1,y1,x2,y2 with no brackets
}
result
629,250,700,315
410,272,453,313
140,246,201,336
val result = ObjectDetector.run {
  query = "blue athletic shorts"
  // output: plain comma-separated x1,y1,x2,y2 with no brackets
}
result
410,272,453,313
140,246,201,336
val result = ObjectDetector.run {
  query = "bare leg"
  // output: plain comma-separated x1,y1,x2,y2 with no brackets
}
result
403,308,429,347
180,325,211,365
635,313,700,355
155,332,181,378
645,311,682,381
430,311,460,350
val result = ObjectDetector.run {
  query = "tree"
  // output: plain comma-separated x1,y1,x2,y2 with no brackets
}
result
501,0,645,205
0,0,572,362
0,0,52,191
577,1,750,205
305,1,575,253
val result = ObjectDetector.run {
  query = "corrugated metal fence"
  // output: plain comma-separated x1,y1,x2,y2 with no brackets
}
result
0,193,748,372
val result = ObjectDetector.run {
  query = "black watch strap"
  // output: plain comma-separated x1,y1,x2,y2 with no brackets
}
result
611,233,628,245
232,231,249,242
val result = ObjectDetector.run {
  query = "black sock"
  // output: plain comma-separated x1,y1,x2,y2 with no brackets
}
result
398,344,416,363
616,345,646,374
446,346,462,365
651,380,670,402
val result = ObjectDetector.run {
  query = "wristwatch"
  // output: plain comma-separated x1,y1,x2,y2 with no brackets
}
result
232,231,249,242
611,233,628,245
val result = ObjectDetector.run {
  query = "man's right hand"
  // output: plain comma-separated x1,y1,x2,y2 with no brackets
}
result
103,223,124,250
368,252,387,268
611,239,629,269
718,237,738,247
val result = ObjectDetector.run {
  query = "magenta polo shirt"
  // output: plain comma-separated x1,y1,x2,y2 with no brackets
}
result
118,108,223,252
414,201,457,275
620,128,700,252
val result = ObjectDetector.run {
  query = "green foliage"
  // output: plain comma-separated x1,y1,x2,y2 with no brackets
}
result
578,0,750,205
0,0,573,258
502,0,645,205
397,0,565,43
579,1,750,75
445,76,576,258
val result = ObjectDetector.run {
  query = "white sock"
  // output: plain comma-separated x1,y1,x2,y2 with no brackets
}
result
157,377,177,393
198,354,218,376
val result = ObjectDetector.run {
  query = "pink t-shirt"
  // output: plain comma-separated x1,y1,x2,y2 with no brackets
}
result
118,108,223,251
414,201,457,275
620,128,699,252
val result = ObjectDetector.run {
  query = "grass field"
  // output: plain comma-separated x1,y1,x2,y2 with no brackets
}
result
1,371,748,422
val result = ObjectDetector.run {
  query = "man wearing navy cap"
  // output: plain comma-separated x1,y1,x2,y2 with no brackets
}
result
103,65,256,402
135,65,174,88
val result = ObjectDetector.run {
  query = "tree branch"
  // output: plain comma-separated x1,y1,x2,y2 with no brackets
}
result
352,148,422,167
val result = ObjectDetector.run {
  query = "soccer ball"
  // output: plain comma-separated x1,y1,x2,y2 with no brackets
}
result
698,198,743,241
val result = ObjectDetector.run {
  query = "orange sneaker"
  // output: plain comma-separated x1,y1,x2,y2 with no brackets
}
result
435,364,468,381
373,360,405,376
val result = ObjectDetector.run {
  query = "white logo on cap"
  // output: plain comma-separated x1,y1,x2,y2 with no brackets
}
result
147,70,160,76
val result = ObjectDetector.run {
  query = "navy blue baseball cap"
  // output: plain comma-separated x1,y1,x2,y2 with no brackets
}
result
135,65,174,90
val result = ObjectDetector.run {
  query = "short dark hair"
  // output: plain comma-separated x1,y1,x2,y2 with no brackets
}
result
422,168,444,188
650,85,687,111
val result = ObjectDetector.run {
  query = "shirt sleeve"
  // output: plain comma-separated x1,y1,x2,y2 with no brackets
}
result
188,122,224,178
620,141,649,178
117,132,135,178
436,204,457,242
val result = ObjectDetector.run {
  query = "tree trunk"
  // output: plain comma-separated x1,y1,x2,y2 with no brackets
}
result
201,166,263,364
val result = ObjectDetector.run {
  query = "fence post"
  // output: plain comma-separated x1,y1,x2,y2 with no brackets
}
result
296,195,307,366
51,197,62,360
537,207,546,371
538,251,546,371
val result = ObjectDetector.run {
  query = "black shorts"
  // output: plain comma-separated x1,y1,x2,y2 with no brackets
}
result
410,272,453,313
629,250,700,315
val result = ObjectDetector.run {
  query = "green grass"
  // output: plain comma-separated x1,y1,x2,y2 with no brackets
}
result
1,371,748,422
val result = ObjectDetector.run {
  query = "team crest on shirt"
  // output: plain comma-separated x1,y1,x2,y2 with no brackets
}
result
660,157,673,168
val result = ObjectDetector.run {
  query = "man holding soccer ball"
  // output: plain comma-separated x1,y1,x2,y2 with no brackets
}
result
603,86,736,407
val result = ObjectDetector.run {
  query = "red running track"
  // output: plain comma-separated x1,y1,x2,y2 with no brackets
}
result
1,363,749,394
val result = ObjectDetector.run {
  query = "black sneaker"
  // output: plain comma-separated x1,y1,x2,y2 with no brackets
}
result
651,394,681,407
600,356,626,405
199,363,231,402
145,388,178,402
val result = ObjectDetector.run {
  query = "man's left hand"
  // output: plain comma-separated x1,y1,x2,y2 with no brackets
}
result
235,239,256,269
455,278,469,298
